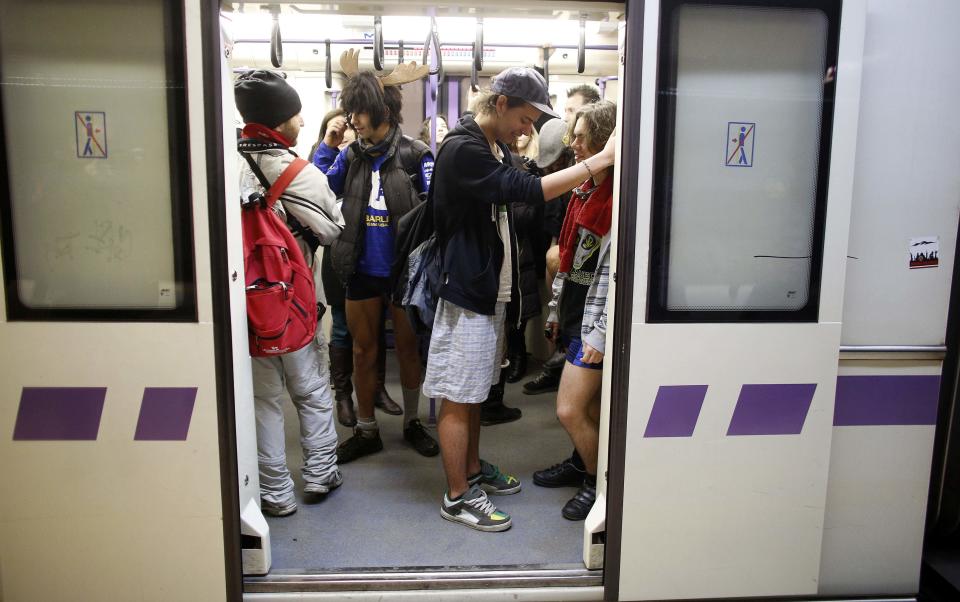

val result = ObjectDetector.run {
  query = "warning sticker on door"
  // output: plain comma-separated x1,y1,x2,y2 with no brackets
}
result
909,236,939,269
75,111,107,159
725,121,755,167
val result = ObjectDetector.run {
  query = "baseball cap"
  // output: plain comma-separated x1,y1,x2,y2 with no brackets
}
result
490,67,560,119
536,118,568,167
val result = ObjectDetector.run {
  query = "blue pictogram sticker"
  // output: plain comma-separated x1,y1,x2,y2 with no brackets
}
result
75,111,107,159
725,121,755,167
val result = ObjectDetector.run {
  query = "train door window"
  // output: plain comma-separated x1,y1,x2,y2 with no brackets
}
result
648,0,840,323
0,1,195,321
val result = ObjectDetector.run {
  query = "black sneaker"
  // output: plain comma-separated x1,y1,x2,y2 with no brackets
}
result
562,479,597,521
480,403,522,426
336,427,383,464
533,458,586,488
403,419,440,456
522,369,561,395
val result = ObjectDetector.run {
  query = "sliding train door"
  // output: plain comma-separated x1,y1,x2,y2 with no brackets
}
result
607,1,865,599
0,1,241,600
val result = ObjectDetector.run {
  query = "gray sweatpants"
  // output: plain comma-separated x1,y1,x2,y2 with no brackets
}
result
252,335,339,506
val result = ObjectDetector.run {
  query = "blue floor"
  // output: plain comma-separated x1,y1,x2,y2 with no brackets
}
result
267,356,585,570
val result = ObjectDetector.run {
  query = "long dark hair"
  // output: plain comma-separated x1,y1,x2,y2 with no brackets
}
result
309,108,345,160
340,72,403,130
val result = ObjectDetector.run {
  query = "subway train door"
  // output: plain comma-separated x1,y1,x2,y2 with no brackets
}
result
606,0,865,599
0,2,244,600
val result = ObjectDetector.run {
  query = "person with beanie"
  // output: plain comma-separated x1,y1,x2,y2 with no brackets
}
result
235,70,346,517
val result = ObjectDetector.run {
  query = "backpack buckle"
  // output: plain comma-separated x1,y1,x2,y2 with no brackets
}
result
242,191,267,210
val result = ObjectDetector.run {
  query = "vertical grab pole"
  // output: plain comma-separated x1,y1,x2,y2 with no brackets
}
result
426,9,439,425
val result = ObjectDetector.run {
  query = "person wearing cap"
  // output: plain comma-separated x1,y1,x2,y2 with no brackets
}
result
534,101,618,522
424,67,617,532
235,70,346,517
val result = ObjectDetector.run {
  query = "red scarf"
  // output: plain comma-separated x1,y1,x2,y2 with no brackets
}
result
241,122,293,147
558,176,614,274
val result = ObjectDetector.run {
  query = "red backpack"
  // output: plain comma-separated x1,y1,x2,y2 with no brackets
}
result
240,156,318,356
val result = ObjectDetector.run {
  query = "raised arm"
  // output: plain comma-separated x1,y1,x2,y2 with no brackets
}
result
541,130,617,201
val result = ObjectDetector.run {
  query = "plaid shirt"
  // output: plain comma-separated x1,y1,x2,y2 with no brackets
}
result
547,231,611,354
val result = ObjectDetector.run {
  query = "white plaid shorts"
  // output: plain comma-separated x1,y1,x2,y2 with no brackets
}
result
422,299,506,404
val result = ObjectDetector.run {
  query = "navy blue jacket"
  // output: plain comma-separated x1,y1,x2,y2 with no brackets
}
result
433,116,545,315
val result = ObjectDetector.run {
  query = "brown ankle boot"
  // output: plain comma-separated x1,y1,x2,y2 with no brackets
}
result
328,345,356,426
372,340,402,415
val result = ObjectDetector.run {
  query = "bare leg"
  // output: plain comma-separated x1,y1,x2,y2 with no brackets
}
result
439,398,472,498
389,304,422,390
556,363,603,475
345,296,384,421
467,405,481,476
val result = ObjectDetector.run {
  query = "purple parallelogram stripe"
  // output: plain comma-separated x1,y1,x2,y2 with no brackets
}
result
727,383,816,436
644,385,708,437
835,375,939,426
134,387,198,441
13,387,106,440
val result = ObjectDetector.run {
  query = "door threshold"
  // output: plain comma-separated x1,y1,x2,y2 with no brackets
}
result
244,563,602,592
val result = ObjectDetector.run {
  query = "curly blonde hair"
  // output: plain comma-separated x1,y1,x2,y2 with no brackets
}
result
569,100,617,154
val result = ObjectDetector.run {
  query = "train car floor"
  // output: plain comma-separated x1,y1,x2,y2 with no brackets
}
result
265,354,585,570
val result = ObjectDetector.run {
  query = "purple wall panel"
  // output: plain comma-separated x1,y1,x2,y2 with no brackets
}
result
727,383,817,436
13,387,106,440
834,375,939,426
644,385,708,437
134,387,198,441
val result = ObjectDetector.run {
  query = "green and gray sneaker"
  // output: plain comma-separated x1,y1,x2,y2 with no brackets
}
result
468,459,522,495
440,485,512,532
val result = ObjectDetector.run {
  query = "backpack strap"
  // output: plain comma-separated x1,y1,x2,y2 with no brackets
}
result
397,136,432,193
265,158,309,209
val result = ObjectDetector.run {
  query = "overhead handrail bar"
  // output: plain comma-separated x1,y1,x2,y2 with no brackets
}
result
269,6,283,68
578,14,586,73
373,16,384,70
324,39,332,88
596,74,617,98
234,38,617,51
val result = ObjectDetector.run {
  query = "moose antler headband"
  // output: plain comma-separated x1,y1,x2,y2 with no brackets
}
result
339,48,429,87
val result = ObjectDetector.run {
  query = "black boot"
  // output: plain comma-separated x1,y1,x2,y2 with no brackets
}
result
505,323,529,383
372,338,402,415
505,352,528,384
329,345,357,427
522,351,564,395
481,371,522,426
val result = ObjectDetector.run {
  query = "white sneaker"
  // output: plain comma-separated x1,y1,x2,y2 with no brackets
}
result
440,485,512,532
304,470,343,495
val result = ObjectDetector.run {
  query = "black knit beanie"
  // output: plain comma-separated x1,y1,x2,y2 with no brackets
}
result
234,70,302,128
